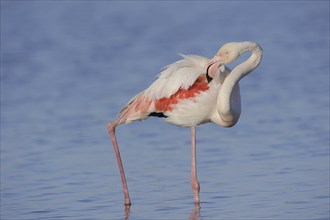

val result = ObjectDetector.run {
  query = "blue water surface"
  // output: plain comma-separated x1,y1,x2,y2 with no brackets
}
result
1,1,329,219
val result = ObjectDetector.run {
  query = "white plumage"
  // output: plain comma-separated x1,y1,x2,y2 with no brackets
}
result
108,42,263,206
144,54,209,100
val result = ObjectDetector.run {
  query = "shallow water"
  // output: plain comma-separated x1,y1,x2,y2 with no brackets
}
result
1,1,329,219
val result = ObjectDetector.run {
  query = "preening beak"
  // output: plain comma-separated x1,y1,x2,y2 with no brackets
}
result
206,55,223,82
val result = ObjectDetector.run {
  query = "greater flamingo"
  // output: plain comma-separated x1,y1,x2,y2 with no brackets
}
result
108,41,263,205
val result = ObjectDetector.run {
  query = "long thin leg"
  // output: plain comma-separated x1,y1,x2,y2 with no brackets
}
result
108,122,131,206
190,126,200,204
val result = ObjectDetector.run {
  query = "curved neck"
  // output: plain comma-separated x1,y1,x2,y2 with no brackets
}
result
217,43,262,125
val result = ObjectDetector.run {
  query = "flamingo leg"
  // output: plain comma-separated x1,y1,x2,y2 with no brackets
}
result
108,122,131,206
190,126,200,204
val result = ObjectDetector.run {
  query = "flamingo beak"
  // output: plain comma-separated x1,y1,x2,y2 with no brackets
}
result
207,55,224,80
209,55,226,72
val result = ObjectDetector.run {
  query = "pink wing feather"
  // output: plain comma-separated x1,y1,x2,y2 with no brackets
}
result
115,54,210,125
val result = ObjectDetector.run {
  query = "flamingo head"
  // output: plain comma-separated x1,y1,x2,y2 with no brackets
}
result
216,42,243,65
207,42,254,80
217,41,261,65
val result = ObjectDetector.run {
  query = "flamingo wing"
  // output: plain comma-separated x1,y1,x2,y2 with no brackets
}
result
144,54,209,100
115,54,210,125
